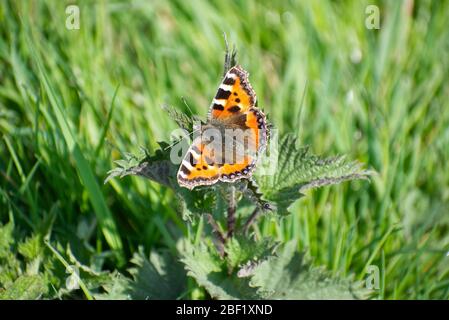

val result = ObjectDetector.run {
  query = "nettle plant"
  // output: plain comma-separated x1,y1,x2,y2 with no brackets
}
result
106,48,372,300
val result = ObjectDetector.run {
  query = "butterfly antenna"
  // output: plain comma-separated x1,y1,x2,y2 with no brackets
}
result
163,126,201,151
163,137,182,151
181,96,195,117
163,98,202,151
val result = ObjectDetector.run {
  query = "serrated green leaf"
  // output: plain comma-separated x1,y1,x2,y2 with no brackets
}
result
105,142,218,219
181,238,369,300
255,134,372,214
105,142,175,187
95,248,187,300
248,240,371,299
181,240,259,299
18,235,45,276
0,222,21,286
18,235,43,261
127,248,187,300
0,222,66,298
225,236,277,270
0,222,14,259
0,275,48,300
94,272,132,300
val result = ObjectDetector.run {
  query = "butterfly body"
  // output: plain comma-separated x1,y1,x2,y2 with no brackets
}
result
177,66,267,190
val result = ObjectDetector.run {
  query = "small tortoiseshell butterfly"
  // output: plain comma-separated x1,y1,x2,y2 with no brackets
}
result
177,65,268,190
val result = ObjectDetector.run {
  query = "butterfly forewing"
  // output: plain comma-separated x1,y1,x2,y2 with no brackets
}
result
208,66,256,120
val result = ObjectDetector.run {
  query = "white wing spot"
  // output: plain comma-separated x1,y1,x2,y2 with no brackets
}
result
213,99,226,106
220,84,233,91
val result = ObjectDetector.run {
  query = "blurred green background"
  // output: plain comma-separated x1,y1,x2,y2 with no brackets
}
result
0,0,448,299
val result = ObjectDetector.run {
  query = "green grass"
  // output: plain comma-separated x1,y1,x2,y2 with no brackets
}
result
1,0,448,299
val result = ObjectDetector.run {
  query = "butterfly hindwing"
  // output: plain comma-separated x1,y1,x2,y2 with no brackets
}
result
219,109,267,180
243,107,267,155
219,155,256,182
177,137,221,190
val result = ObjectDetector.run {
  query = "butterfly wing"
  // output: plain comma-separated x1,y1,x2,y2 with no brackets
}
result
177,133,258,189
212,66,268,182
177,136,221,190
208,65,256,120
209,65,267,153
178,66,268,189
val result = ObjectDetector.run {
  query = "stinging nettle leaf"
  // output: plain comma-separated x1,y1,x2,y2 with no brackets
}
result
180,238,370,300
180,240,259,300
254,134,373,214
105,142,219,219
95,247,187,300
127,248,187,300
0,275,48,300
246,240,371,300
225,236,278,271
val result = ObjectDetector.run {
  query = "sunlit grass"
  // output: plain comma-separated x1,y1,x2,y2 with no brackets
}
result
0,0,448,299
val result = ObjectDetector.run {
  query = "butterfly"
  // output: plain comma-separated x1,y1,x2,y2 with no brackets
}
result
177,65,268,190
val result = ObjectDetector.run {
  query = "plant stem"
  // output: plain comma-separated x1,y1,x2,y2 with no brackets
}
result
205,213,225,257
226,186,236,239
242,207,261,235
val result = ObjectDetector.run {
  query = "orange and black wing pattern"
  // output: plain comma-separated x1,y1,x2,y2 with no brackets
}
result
208,65,267,154
177,139,221,190
177,136,257,190
178,65,268,190
208,65,256,120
